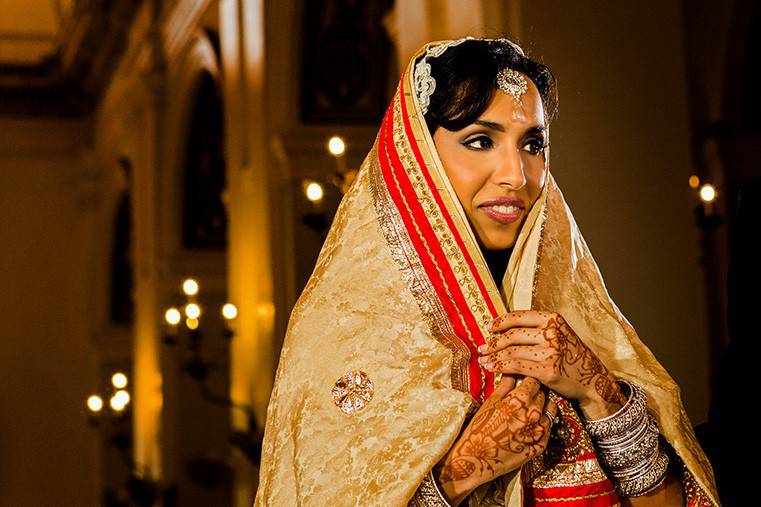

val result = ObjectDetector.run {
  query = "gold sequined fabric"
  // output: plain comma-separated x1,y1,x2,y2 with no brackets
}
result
254,39,720,506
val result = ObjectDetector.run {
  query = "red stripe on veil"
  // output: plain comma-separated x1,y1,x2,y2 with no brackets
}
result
376,77,503,401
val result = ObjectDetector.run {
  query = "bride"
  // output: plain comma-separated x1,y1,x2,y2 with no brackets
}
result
254,37,718,507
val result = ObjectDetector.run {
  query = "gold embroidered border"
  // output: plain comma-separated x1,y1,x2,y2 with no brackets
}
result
670,445,716,507
530,182,550,306
681,466,713,507
524,398,609,489
395,93,491,323
400,77,505,323
532,490,618,504
526,457,610,488
368,140,471,394
390,93,489,398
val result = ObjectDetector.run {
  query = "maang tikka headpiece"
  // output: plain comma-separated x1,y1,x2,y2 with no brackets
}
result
496,67,529,121
414,36,529,120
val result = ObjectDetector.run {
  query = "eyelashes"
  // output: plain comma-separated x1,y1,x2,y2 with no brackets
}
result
525,139,549,155
463,135,548,155
464,136,494,150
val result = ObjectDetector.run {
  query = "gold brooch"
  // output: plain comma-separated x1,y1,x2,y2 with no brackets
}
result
331,369,374,414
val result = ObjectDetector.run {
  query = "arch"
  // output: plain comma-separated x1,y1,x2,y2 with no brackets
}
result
180,71,227,249
160,30,224,255
110,157,135,324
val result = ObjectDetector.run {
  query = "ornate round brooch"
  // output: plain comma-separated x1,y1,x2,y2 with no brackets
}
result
331,369,374,414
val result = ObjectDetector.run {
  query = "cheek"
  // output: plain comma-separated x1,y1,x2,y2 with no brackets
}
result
526,164,546,205
445,162,486,211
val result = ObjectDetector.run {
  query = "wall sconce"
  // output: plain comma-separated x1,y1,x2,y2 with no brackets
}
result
85,370,133,480
301,135,359,233
88,394,104,413
328,135,345,157
699,183,717,206
690,175,723,229
182,278,199,296
327,135,358,194
86,371,132,426
303,180,324,203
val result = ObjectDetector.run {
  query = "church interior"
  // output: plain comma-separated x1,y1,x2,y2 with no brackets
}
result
1,0,758,505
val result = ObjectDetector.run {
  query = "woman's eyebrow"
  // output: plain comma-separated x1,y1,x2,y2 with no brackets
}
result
473,119,505,131
473,120,547,136
525,125,548,136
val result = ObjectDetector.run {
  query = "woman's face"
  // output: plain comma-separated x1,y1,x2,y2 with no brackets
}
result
433,76,548,250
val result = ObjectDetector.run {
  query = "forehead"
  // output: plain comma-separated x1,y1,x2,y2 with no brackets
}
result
481,74,545,126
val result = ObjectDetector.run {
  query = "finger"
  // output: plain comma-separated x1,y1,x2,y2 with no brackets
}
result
531,388,546,421
523,388,544,425
538,400,557,443
487,357,547,378
488,375,517,401
510,376,541,403
544,399,558,420
481,345,552,365
480,328,543,354
488,310,551,333
480,375,517,409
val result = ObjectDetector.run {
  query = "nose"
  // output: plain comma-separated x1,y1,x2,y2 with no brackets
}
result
492,147,526,190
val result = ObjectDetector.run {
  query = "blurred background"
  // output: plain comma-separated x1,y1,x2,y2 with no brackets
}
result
0,0,757,505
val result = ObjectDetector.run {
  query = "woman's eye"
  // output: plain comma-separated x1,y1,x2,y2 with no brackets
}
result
524,139,547,155
464,136,494,150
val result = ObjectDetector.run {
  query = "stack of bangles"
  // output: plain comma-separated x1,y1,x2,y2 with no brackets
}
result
584,379,670,497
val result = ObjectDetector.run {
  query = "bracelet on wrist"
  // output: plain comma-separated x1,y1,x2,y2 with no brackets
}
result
582,379,670,497
411,469,452,507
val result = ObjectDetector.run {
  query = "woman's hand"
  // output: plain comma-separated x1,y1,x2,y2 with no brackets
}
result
479,311,627,420
436,376,557,505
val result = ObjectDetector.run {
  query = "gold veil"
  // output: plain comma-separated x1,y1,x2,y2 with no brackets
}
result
254,40,718,506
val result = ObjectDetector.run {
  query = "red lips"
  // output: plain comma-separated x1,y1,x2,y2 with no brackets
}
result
478,196,525,209
478,196,525,225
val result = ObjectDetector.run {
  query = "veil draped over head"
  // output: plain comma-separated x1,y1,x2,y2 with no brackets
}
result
254,40,718,506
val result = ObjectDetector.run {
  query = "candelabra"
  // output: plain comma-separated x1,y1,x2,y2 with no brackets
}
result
162,278,262,467
86,372,161,506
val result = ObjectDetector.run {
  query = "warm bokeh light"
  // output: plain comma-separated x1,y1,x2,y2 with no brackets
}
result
305,181,324,202
328,136,345,156
688,175,700,189
114,390,130,406
182,278,199,296
87,395,103,413
222,303,238,320
186,317,200,330
111,372,128,389
185,303,201,319
256,302,275,319
110,394,127,411
165,307,181,326
699,183,717,203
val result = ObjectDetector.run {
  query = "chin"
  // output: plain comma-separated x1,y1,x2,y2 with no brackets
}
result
478,231,518,250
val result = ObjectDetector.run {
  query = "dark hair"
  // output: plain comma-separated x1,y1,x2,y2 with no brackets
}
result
423,39,558,135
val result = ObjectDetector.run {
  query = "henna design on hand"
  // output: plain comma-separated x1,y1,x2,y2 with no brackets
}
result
541,314,626,405
439,391,547,485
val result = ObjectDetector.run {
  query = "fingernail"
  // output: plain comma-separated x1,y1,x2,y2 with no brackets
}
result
484,363,494,371
478,344,487,354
